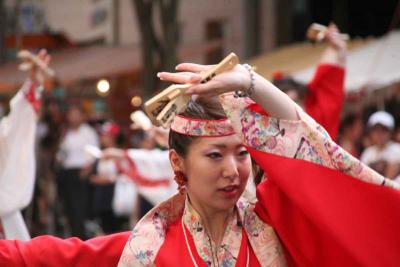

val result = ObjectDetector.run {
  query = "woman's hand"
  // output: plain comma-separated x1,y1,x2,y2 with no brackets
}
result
320,23,347,67
157,63,251,97
325,23,347,52
158,58,299,121
29,49,51,86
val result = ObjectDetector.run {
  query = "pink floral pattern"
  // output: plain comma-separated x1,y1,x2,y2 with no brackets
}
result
171,115,235,137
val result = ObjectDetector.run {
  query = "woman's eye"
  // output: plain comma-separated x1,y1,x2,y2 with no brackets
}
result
206,152,222,159
238,150,249,157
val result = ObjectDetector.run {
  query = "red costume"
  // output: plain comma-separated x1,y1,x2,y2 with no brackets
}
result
305,64,345,141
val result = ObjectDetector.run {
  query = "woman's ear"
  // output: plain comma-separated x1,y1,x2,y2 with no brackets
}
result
169,149,185,173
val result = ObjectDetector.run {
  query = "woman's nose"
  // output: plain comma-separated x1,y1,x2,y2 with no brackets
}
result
222,156,239,179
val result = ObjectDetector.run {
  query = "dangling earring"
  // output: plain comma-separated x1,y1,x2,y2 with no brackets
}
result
174,171,187,194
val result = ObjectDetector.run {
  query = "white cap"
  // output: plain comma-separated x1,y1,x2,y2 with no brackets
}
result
367,111,395,130
130,110,152,131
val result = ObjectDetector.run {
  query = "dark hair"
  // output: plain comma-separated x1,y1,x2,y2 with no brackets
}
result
130,129,149,148
272,77,308,100
168,96,226,157
340,113,361,133
115,130,125,147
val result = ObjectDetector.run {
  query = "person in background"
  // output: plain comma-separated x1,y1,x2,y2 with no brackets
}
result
393,125,400,143
360,111,400,179
56,104,99,239
89,122,129,234
273,23,346,141
338,113,364,158
0,50,51,240
129,128,157,149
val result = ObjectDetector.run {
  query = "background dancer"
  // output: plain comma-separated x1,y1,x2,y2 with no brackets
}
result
0,50,51,240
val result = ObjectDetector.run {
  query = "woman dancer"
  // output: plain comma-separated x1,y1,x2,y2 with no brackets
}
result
1,59,400,267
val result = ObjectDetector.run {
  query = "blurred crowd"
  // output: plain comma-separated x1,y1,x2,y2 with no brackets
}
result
21,100,160,239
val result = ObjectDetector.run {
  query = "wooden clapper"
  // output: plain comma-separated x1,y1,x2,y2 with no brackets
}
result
17,50,55,77
144,52,240,128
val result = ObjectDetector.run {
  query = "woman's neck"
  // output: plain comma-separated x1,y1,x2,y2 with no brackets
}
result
188,196,233,246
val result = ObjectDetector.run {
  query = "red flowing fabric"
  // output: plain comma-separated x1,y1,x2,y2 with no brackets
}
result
305,64,345,141
249,147,400,267
0,231,129,267
155,217,261,266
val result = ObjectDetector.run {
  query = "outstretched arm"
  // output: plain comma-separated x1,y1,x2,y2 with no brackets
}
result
0,232,130,267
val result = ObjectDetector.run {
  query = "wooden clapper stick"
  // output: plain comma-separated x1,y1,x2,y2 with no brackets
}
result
17,50,55,77
144,52,240,128
306,23,350,42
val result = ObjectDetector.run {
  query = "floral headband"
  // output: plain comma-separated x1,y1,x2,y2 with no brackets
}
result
170,115,236,137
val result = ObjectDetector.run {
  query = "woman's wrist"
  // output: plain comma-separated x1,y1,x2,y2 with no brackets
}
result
234,64,255,97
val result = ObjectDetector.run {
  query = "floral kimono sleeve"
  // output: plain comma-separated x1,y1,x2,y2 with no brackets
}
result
219,93,399,189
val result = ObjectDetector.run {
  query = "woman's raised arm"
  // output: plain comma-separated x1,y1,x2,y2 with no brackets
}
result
157,62,299,121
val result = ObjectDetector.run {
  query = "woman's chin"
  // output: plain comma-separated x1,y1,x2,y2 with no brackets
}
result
212,196,240,211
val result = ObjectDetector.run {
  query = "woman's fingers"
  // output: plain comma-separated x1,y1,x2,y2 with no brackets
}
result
185,80,225,95
175,63,213,73
157,71,202,84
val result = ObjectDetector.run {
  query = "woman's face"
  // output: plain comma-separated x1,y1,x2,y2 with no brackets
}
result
67,107,84,128
100,134,116,148
369,124,391,146
171,134,251,213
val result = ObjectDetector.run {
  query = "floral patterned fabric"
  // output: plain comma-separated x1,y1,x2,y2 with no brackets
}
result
171,115,235,137
118,193,286,267
182,198,244,266
118,93,399,267
219,93,399,190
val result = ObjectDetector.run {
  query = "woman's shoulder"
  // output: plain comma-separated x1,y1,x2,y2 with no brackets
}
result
118,193,185,266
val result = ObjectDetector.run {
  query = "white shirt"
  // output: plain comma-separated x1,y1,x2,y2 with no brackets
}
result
0,81,38,217
58,123,99,169
360,141,400,166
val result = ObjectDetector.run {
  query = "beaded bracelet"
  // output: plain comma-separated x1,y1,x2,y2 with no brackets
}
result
235,64,255,98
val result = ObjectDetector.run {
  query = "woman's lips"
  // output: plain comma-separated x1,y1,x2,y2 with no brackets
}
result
218,184,239,197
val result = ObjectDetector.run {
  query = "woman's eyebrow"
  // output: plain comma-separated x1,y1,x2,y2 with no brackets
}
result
207,143,244,149
209,144,227,149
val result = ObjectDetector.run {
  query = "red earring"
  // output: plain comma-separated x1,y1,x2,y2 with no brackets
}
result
174,171,187,194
